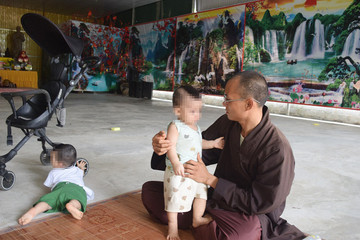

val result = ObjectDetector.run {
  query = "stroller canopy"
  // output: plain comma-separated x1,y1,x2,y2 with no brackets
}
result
21,13,84,57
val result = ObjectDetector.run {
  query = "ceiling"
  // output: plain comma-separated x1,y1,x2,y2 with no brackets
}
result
0,0,160,19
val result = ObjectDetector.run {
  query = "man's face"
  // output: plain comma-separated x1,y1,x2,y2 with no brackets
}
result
223,79,247,122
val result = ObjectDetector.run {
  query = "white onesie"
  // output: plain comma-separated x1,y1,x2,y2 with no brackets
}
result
164,120,207,212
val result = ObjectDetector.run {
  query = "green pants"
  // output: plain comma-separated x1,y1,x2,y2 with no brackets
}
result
35,182,87,213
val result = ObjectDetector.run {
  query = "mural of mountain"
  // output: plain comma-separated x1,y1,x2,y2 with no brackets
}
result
154,33,170,65
128,19,176,90
261,10,274,27
175,5,245,91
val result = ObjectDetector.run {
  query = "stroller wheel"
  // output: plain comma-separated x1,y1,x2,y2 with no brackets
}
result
0,171,16,191
40,150,51,165
75,158,89,177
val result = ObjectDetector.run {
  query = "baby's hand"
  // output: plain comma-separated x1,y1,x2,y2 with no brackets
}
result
214,137,225,149
173,163,185,177
76,160,87,171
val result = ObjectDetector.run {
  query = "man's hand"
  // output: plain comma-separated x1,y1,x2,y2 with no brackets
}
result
152,131,172,155
184,154,218,188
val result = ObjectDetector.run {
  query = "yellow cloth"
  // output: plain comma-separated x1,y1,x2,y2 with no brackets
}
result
0,70,38,88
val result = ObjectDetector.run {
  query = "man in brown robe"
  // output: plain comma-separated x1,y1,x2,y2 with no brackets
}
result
142,71,306,240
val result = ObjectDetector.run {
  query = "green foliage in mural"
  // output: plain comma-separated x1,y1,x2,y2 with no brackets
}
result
317,14,340,47
143,60,153,73
246,12,265,47
326,78,342,91
208,28,224,53
261,10,274,29
290,92,299,102
228,45,239,69
260,49,271,62
261,10,287,30
176,20,204,55
331,0,360,54
319,57,338,81
285,13,306,47
176,21,191,54
244,28,258,64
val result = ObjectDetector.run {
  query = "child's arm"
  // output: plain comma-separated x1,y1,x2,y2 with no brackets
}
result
202,136,224,150
167,123,185,177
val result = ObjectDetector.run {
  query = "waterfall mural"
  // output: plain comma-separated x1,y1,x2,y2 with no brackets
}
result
58,0,359,109
244,0,360,109
129,18,176,91
174,5,246,95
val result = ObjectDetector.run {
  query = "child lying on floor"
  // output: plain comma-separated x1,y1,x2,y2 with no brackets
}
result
18,144,94,225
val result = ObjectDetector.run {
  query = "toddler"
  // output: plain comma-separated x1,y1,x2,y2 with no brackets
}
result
165,85,224,240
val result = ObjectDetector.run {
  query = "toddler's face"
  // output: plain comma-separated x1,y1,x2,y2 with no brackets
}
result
50,151,62,168
177,96,202,126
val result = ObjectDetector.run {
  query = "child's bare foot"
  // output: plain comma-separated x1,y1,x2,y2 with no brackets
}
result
167,224,181,240
167,232,181,240
192,214,213,228
18,208,37,225
19,202,52,226
66,202,83,220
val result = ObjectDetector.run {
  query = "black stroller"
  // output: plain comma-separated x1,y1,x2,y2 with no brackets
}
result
0,13,100,190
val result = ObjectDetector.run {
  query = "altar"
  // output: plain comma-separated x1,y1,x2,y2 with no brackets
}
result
0,70,38,88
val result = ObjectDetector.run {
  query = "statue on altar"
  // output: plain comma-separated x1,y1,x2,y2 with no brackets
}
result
11,26,25,59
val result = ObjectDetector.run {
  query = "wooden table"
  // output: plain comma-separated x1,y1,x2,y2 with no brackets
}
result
0,70,38,88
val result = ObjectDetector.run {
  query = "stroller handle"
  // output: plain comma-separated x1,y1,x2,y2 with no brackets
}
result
79,56,102,70
65,56,101,98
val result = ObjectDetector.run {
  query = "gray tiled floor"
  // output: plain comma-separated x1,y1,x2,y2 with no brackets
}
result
1,92,359,239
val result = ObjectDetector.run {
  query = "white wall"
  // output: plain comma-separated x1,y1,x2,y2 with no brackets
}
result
153,90,360,125
195,0,252,12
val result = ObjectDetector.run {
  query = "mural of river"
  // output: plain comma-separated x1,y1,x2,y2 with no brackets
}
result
245,58,331,79
245,58,345,105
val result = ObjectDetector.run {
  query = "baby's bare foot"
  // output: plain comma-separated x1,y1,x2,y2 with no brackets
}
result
18,208,36,225
192,214,213,228
167,232,181,240
66,202,83,220
167,224,181,240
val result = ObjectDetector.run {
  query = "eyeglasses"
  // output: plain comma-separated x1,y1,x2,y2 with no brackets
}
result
223,94,260,104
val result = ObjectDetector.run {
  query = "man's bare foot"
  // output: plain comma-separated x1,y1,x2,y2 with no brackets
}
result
192,214,213,228
18,208,37,225
66,202,83,220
